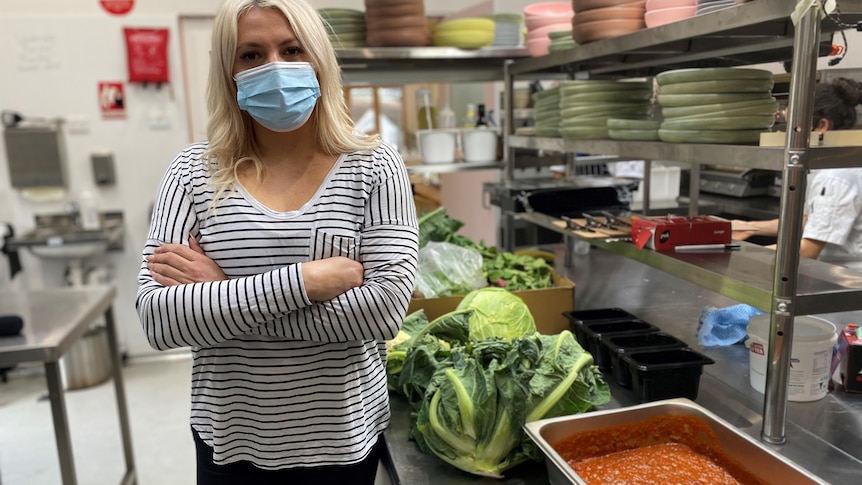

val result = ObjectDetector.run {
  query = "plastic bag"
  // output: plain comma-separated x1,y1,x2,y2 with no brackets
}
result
414,242,486,298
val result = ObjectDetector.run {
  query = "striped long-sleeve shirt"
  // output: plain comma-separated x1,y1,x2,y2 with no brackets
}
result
135,140,419,469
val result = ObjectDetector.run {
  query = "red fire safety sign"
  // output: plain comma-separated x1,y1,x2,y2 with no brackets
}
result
100,0,134,15
99,82,126,119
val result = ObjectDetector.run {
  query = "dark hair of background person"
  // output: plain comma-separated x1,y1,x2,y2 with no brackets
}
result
813,77,862,129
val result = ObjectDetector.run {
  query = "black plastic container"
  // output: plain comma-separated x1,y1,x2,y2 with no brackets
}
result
622,348,715,403
576,319,660,371
605,332,689,388
563,308,641,349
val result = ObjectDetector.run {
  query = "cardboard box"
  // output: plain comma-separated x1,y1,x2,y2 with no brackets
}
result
631,215,731,250
406,270,575,335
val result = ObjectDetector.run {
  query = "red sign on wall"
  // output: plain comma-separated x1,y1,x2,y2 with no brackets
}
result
99,82,126,119
123,27,170,84
100,0,134,15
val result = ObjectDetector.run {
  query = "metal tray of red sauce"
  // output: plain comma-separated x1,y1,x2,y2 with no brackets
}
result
523,398,827,485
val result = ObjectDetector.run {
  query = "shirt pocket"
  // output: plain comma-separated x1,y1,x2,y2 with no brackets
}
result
310,228,361,261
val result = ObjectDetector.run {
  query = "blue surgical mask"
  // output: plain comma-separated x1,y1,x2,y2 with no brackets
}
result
235,62,321,132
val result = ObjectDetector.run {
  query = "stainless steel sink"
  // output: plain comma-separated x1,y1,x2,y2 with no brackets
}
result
9,213,124,260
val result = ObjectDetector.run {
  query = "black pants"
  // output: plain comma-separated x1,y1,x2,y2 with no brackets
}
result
193,429,383,485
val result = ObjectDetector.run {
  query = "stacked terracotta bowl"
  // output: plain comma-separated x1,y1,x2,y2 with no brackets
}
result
364,0,428,47
656,67,777,144
523,2,574,57
571,0,646,44
318,8,367,48
644,0,696,28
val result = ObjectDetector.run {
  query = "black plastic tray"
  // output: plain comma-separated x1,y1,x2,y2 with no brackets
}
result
604,332,690,388
622,348,715,403
563,308,642,349
575,319,660,371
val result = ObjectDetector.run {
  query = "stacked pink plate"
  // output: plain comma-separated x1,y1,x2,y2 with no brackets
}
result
524,2,574,57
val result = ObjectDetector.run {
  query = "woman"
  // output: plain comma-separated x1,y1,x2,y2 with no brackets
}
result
135,0,419,483
734,77,862,269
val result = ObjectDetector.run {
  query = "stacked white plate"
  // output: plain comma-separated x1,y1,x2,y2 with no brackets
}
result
318,8,367,48
489,13,522,46
695,0,736,15
558,80,654,140
656,67,777,144
532,87,562,137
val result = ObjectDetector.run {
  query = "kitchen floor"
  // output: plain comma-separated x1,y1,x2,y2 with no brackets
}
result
0,354,392,485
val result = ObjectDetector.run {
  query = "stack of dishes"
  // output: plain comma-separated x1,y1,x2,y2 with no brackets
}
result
318,8,367,48
572,0,646,44
488,13,522,47
364,0,428,47
532,87,563,137
656,67,777,144
558,80,654,140
695,0,736,15
644,0,697,28
607,118,661,141
431,17,495,48
524,2,574,57
548,29,576,51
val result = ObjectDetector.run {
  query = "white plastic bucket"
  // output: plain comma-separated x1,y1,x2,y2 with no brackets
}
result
461,129,498,163
416,129,458,164
748,314,837,402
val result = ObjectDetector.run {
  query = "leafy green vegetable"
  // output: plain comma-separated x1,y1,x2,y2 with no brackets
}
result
406,331,608,478
415,208,554,292
456,287,536,341
418,207,465,248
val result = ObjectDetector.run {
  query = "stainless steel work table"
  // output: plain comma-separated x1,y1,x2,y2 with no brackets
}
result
382,245,862,484
0,286,136,485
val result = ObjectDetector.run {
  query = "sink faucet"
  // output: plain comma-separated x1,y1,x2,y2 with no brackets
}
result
65,201,81,228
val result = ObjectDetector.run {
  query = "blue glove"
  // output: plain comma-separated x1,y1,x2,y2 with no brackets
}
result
698,304,764,347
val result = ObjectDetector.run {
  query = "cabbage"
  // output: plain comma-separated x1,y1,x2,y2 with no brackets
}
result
407,331,609,478
456,287,536,340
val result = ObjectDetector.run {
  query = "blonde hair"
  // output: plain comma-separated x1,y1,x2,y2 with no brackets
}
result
205,0,380,205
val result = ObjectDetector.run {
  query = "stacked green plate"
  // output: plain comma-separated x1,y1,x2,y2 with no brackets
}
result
656,68,776,144
318,8,367,48
607,118,661,141
548,29,577,52
532,87,562,137
558,80,654,140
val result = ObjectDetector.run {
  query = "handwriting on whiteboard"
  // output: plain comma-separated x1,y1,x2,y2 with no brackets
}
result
16,33,61,72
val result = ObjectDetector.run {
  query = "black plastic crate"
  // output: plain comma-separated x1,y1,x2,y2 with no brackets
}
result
622,348,715,403
576,319,660,371
563,308,641,349
604,332,689,388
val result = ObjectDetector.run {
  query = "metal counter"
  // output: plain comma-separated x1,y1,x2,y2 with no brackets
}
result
383,245,862,484
0,286,136,485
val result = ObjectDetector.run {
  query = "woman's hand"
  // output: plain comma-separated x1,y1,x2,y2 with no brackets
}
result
147,235,227,286
301,257,364,301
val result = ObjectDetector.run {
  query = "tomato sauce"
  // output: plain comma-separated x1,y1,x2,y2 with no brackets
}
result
571,442,741,484
553,414,766,485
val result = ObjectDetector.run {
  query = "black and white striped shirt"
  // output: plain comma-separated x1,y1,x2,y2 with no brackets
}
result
136,141,419,469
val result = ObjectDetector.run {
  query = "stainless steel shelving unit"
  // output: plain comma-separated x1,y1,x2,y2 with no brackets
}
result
336,46,528,84
501,0,862,445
